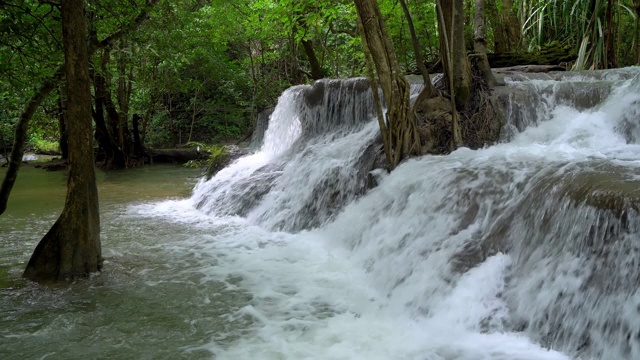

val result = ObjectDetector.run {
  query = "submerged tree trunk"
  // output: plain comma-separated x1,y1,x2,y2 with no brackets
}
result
24,0,102,283
354,0,421,169
473,0,497,85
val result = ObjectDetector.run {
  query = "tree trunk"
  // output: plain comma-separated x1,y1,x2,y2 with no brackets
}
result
116,40,133,156
93,50,127,169
301,39,324,80
354,0,421,169
57,87,69,160
437,0,465,148
438,0,472,106
502,0,521,50
634,0,640,63
0,131,8,162
188,88,200,144
399,0,437,97
473,0,497,85
132,114,143,157
23,0,101,283
486,0,508,53
605,0,615,68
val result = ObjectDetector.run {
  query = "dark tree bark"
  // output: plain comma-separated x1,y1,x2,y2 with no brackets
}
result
301,39,324,80
57,87,69,160
473,0,497,85
0,0,160,216
0,131,8,162
116,40,133,156
487,0,520,53
398,0,437,97
486,0,508,53
93,49,127,169
132,113,143,157
354,0,421,169
501,0,521,50
23,0,102,283
605,0,615,68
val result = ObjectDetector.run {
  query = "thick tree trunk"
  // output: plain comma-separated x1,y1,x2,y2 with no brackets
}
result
23,0,102,283
354,0,420,169
399,0,437,97
473,0,497,85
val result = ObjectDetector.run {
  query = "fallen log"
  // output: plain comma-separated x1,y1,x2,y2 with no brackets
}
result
148,148,206,164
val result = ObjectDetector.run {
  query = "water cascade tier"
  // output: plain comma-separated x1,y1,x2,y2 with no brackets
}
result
186,68,640,359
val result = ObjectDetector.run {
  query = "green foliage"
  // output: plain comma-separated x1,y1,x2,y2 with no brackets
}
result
519,0,638,69
26,111,59,154
27,134,59,154
3,0,639,166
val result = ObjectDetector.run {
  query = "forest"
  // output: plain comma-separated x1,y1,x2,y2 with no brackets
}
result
1,0,639,164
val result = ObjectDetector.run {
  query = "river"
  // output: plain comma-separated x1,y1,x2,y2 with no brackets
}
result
2,69,640,359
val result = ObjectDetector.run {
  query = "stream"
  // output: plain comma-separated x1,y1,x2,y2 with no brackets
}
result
3,68,640,359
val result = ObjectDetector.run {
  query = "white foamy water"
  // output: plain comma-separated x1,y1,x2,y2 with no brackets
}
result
138,71,640,359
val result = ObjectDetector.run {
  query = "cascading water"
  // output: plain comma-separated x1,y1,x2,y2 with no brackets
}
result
150,68,640,359
191,78,385,231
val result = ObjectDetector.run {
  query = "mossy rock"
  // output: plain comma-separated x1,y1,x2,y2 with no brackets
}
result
204,145,247,180
560,170,640,217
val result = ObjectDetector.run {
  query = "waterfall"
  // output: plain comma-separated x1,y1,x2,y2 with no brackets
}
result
192,78,381,231
186,68,640,359
249,107,273,150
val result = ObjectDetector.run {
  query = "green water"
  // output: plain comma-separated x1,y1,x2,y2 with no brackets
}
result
0,165,252,360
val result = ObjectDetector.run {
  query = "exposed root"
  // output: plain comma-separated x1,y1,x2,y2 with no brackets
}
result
414,61,502,155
